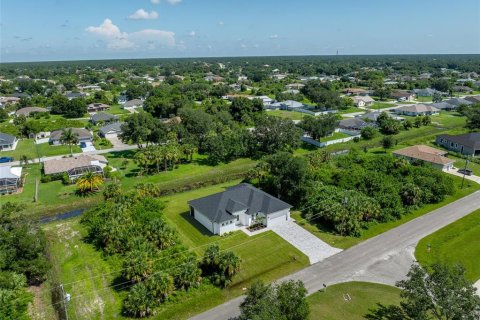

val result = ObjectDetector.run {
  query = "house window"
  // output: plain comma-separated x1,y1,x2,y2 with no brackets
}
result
455,143,458,148
222,223,225,226
237,215,239,221
450,142,453,147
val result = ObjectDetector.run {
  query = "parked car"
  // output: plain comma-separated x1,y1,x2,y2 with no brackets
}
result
0,157,14,163
458,168,473,176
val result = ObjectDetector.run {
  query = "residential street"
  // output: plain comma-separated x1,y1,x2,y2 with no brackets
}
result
190,191,480,320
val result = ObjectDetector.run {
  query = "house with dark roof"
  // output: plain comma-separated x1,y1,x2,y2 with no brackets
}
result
49,128,93,145
464,95,480,104
87,103,110,113
64,92,87,100
123,99,143,109
436,133,480,156
98,122,123,138
338,118,376,131
90,112,118,125
431,101,456,111
443,98,473,108
188,183,292,235
0,132,18,151
390,91,416,102
15,106,47,117
395,104,440,116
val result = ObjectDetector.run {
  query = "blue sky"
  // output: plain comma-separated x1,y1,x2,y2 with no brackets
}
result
1,0,479,62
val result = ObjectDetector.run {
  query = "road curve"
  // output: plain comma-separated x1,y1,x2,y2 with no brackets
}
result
191,191,480,320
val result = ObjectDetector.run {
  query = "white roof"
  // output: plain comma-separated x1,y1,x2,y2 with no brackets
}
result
0,166,22,179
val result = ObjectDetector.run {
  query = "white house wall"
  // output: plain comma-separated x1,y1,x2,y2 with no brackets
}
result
193,209,214,234
266,209,290,227
218,220,237,235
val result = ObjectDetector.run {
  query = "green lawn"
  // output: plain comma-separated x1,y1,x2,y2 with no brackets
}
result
0,139,82,160
338,107,362,114
321,132,351,142
416,96,433,103
369,102,393,110
267,109,310,121
415,209,480,282
451,156,480,176
292,175,480,249
307,282,401,320
38,184,309,320
108,104,130,115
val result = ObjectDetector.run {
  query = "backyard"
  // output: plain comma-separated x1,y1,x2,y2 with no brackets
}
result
1,139,82,160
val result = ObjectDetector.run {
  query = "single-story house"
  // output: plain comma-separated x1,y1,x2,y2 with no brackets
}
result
352,95,375,107
87,103,110,113
269,100,304,110
412,88,444,97
0,166,22,194
64,92,87,100
431,101,456,111
118,95,128,104
393,145,453,170
123,99,143,109
250,95,275,106
0,96,21,106
15,106,47,117
453,85,473,93
464,95,480,104
359,111,387,122
344,88,369,96
90,112,118,125
49,128,93,145
285,83,305,90
43,154,108,181
436,133,480,156
394,104,440,116
188,183,292,235
0,132,18,151
390,91,416,102
98,122,123,138
444,98,473,107
338,118,375,131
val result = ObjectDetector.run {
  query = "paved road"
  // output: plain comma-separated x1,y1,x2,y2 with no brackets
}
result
191,191,480,320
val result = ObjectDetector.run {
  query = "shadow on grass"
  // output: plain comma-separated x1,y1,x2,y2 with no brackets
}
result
179,211,216,238
108,150,136,159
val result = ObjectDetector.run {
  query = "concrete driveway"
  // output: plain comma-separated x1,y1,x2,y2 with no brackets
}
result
270,219,342,264
106,135,129,149
443,168,480,184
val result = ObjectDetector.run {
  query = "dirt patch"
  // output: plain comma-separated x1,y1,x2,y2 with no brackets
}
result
28,284,56,320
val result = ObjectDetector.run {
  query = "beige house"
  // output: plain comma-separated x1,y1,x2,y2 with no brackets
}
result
393,145,453,170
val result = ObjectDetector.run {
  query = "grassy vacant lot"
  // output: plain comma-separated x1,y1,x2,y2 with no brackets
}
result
38,183,309,320
416,96,433,102
292,175,480,249
338,107,362,114
415,209,480,282
1,139,82,160
322,131,351,142
369,102,393,110
266,109,309,121
307,282,401,320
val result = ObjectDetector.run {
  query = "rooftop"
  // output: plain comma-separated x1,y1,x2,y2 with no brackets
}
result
393,145,452,166
43,154,107,175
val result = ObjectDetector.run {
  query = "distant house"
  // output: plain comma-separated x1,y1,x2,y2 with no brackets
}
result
204,74,225,82
443,98,473,108
188,183,292,235
87,103,110,113
251,95,275,106
123,99,143,109
49,128,93,145
431,101,456,111
64,92,87,100
15,106,47,117
394,104,439,116
285,83,305,90
338,118,375,131
90,112,118,125
98,122,123,138
412,88,444,97
352,95,375,107
0,96,21,107
453,85,473,93
393,145,454,170
0,166,22,194
390,91,416,102
118,95,128,104
464,95,480,104
269,100,304,110
0,133,18,151
344,88,369,96
43,154,108,181
359,111,387,122
436,133,480,157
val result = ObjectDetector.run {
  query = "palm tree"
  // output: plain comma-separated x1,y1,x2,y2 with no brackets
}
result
146,272,174,303
60,128,79,155
76,171,104,193
20,155,30,165
219,251,241,287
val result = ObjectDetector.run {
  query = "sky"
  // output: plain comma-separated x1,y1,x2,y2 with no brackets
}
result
0,0,479,62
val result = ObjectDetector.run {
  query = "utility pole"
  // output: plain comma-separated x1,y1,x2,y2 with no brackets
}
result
461,157,469,189
60,284,69,320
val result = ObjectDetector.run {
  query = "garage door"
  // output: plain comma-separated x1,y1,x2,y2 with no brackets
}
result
105,133,118,139
266,210,288,227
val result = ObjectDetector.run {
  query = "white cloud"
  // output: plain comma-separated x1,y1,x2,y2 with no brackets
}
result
86,19,175,50
240,44,247,48
218,21,224,26
270,34,279,39
189,31,196,37
166,0,182,4
150,0,160,3
128,9,158,20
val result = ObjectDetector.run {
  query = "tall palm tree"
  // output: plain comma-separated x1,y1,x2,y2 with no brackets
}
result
60,128,79,155
76,171,104,193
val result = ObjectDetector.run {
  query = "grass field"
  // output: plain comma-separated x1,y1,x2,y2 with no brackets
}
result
321,131,351,142
266,109,309,121
416,96,433,102
307,282,401,320
0,139,82,160
292,174,480,249
415,209,480,282
369,102,393,110
37,183,309,320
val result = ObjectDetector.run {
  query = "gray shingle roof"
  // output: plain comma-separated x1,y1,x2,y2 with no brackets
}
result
49,128,92,142
99,122,123,136
437,133,480,150
444,98,473,106
124,99,143,108
431,102,455,110
0,132,16,145
91,112,117,123
188,183,292,223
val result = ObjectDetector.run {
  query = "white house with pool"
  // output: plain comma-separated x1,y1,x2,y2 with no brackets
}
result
188,183,292,235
